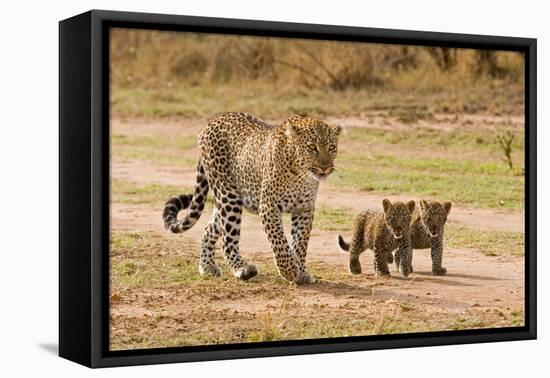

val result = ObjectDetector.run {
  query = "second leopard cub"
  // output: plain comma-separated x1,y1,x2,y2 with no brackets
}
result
409,200,452,275
338,199,415,277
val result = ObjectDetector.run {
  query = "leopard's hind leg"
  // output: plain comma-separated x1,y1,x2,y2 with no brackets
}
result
216,189,257,281
198,208,223,277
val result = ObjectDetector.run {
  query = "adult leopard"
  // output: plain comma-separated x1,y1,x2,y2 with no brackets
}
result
163,112,341,284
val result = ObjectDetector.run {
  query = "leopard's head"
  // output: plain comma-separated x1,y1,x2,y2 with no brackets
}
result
284,115,342,181
419,200,452,238
382,199,415,240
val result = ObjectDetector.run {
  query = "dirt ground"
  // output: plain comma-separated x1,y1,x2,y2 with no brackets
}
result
109,116,525,350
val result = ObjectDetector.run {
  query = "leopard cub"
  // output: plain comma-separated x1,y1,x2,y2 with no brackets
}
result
338,199,415,277
409,200,452,275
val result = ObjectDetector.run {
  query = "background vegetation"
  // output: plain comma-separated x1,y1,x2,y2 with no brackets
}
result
110,29,524,119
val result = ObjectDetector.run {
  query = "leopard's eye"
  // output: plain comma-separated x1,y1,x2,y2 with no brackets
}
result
307,144,318,152
328,144,337,152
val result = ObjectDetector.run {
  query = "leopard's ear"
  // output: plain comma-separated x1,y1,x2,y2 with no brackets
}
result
382,198,392,214
285,122,300,139
420,199,428,210
443,201,452,215
333,125,342,136
407,200,416,214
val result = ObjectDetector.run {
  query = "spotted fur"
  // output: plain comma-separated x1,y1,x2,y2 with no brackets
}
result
410,200,452,275
338,199,415,277
163,112,341,283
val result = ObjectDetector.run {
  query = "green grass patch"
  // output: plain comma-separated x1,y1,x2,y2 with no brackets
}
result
445,223,524,256
111,231,205,288
113,133,198,150
114,147,197,167
112,256,205,288
110,231,287,289
111,179,196,209
343,126,525,159
112,132,198,168
332,153,524,209
110,231,148,250
511,310,524,326
313,207,354,232
450,316,488,331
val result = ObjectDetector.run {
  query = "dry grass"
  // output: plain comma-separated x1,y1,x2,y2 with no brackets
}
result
110,29,525,120
248,286,295,342
109,229,524,350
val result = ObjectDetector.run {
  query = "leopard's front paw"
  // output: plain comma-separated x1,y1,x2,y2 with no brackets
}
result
296,270,317,284
199,263,222,277
234,264,258,281
432,267,447,275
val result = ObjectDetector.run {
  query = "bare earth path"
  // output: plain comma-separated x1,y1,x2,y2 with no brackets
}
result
113,158,524,233
112,198,524,312
110,197,524,349
109,117,525,349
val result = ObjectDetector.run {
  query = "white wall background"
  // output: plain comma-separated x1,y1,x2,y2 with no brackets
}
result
0,0,546,376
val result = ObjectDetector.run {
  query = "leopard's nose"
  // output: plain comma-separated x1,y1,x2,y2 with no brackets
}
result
319,165,334,175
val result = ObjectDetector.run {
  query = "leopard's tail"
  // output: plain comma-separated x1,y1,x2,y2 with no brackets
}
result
337,235,351,252
163,163,209,233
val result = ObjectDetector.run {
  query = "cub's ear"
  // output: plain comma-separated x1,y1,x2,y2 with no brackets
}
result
407,200,416,214
333,125,342,136
382,198,392,214
420,199,428,210
443,201,452,215
285,122,300,139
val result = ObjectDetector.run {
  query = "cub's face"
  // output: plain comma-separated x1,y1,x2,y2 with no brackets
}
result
382,199,415,240
419,200,452,238
285,116,342,181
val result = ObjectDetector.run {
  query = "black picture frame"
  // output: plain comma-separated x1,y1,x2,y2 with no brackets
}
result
59,9,537,368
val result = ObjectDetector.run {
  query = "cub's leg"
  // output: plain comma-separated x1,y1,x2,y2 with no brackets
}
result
394,248,400,273
217,191,257,280
386,250,394,264
291,208,316,284
198,208,222,277
347,214,367,275
410,248,414,273
349,252,363,275
374,246,391,277
431,235,447,275
395,236,413,277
